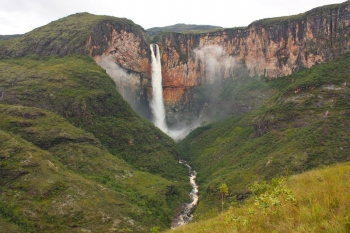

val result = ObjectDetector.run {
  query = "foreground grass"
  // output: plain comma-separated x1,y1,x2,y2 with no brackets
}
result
169,163,350,233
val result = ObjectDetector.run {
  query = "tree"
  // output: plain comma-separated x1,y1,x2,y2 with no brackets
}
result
150,226,160,233
219,183,229,212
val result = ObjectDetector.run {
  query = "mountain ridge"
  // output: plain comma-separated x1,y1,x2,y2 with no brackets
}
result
146,23,223,37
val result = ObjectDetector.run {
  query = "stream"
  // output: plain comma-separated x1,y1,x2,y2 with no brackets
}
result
171,159,199,228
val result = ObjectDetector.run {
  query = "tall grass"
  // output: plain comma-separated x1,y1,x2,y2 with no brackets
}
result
169,163,350,232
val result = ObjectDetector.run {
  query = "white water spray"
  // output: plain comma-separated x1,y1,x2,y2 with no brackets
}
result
150,44,168,133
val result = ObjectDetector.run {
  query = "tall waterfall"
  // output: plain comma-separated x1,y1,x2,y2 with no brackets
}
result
150,44,168,133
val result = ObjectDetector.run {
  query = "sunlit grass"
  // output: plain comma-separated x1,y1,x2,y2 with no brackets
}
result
168,163,350,233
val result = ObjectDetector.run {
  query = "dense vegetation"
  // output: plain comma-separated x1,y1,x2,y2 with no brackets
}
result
168,162,350,232
177,52,350,219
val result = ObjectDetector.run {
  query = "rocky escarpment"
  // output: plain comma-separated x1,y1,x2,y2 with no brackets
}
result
156,1,350,124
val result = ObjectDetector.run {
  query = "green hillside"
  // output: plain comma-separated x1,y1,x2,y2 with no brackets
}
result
0,105,179,232
169,162,350,232
177,52,350,219
0,56,188,232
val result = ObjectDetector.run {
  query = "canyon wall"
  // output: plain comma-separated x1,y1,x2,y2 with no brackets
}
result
156,1,350,124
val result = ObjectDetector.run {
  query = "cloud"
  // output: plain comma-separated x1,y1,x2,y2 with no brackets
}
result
0,0,343,35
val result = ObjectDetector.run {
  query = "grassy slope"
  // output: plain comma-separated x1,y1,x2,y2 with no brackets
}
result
0,106,167,232
169,162,350,233
0,104,183,232
177,52,350,219
0,55,189,232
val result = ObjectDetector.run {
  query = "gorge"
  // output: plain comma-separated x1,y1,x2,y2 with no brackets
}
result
87,1,350,130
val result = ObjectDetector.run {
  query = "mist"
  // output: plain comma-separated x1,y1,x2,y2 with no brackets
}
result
193,45,237,82
164,45,240,140
97,55,136,97
97,55,152,119
187,44,260,126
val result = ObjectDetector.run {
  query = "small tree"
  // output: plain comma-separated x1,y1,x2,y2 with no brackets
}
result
219,183,229,212
150,226,160,233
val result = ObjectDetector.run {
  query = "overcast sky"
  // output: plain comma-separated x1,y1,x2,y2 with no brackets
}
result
0,0,345,35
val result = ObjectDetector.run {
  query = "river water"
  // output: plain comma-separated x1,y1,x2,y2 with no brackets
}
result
171,160,199,228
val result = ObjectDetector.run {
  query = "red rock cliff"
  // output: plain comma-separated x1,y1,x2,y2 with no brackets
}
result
157,1,350,115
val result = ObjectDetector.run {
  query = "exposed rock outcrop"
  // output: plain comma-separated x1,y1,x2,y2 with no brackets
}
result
156,1,350,123
88,21,153,118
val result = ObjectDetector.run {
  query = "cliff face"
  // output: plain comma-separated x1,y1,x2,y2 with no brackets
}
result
89,21,150,76
157,1,350,123
88,21,153,117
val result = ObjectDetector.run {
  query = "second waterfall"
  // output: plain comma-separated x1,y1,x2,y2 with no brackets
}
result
149,44,168,133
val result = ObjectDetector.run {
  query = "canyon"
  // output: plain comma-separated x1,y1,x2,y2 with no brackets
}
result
90,1,350,126
0,2,350,232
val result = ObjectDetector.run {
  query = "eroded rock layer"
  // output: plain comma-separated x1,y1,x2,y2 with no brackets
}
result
155,2,350,123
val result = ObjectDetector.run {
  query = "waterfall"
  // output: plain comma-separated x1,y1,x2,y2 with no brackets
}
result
150,44,168,133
